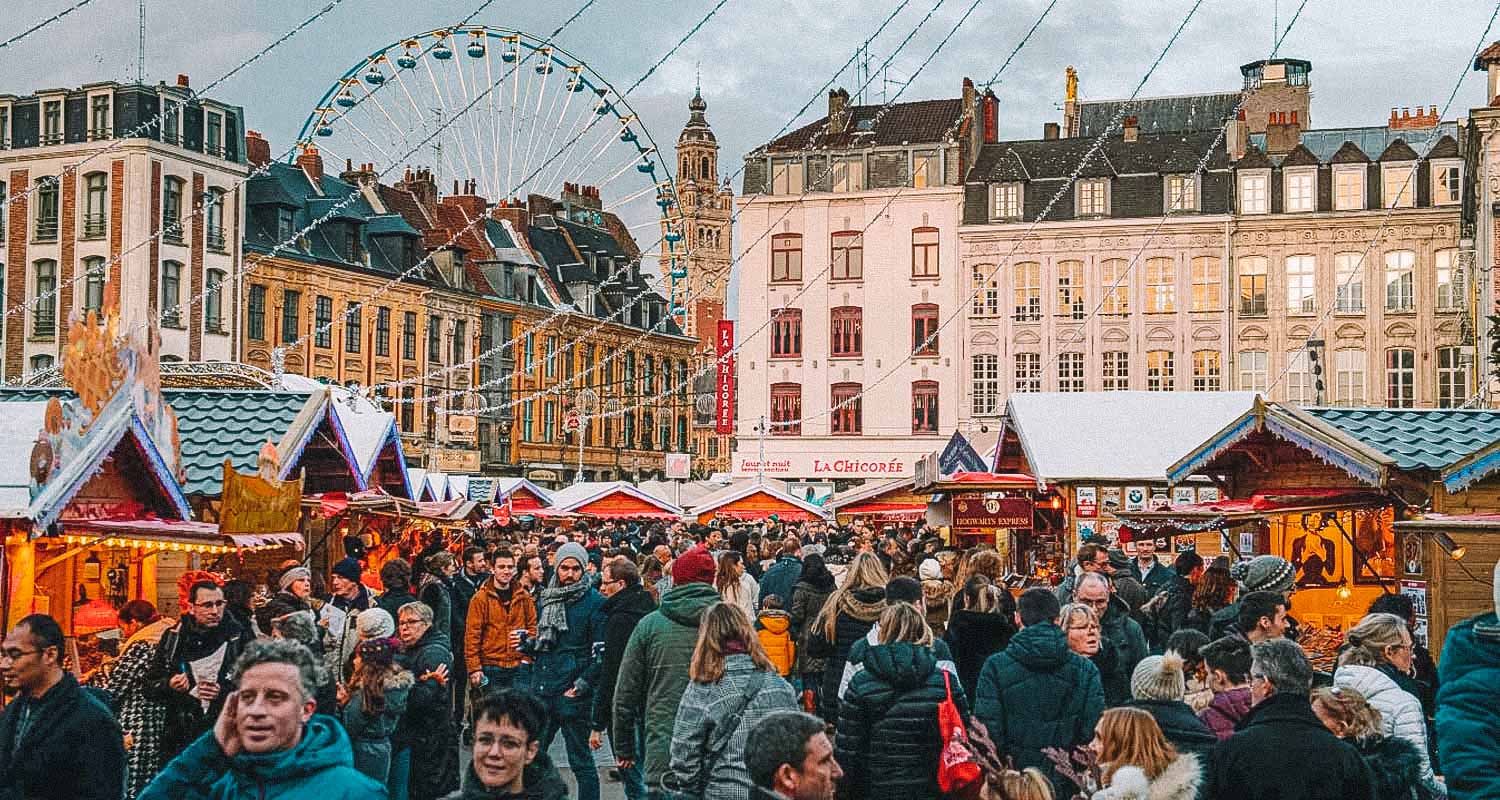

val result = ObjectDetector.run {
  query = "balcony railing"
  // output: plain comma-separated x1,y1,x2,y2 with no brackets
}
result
34,219,58,241
162,219,184,244
82,213,106,239
32,309,55,338
206,227,226,252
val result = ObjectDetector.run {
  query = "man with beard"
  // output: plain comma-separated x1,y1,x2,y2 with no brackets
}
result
746,711,843,800
146,580,251,755
517,542,606,800
590,557,657,799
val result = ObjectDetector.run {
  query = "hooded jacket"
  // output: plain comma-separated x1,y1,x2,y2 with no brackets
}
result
1198,686,1252,741
1099,595,1149,706
397,626,459,799
757,556,803,612
137,714,385,800
0,671,126,800
668,654,798,800
343,667,414,782
439,753,568,800
836,641,966,800
592,581,658,732
1333,663,1439,797
757,609,796,677
1438,611,1500,798
943,608,1016,701
1353,734,1425,800
613,581,722,790
1091,753,1203,800
803,586,885,722
1125,698,1217,760
974,622,1104,793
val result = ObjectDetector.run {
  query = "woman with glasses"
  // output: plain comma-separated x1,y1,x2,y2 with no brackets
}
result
1333,612,1443,798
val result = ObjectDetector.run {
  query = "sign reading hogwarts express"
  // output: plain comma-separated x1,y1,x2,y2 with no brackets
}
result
952,495,1033,529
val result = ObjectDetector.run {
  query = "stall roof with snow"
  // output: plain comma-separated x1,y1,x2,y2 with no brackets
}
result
547,481,683,520
827,478,927,522
686,479,830,523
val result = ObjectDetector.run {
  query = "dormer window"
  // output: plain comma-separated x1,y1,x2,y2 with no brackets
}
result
1382,163,1415,208
41,100,62,145
770,158,803,195
991,183,1022,220
344,224,361,263
89,94,111,140
1433,161,1462,205
1238,172,1268,214
162,99,180,144
831,156,864,192
1075,178,1109,217
1165,174,1197,212
911,150,939,188
1284,168,1316,213
205,111,223,156
1334,165,1365,210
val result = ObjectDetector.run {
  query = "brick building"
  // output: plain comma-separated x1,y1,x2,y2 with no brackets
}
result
0,76,246,377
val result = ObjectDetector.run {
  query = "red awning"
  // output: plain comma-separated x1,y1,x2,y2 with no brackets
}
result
948,471,1036,483
509,491,547,512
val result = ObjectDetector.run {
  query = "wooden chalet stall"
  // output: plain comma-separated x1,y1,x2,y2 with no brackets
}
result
828,478,929,527
912,453,1055,578
686,479,830,525
547,481,684,523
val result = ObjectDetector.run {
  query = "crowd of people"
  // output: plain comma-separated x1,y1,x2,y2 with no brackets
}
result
1,515,1497,800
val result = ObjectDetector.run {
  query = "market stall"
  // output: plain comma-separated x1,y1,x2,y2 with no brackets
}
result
685,478,830,525
546,480,684,522
827,478,928,527
913,455,1055,578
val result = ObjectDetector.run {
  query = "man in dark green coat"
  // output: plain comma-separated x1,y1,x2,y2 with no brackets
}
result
611,544,720,794
1076,572,1147,705
974,588,1103,796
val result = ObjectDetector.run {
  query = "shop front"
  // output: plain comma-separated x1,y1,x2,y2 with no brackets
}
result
828,478,929,527
913,455,1059,580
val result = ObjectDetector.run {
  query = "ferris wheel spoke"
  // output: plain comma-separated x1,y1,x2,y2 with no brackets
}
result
484,41,505,201
514,49,548,195
449,38,494,196
539,96,596,190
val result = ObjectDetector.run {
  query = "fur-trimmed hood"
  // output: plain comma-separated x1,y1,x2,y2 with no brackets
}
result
1092,753,1202,800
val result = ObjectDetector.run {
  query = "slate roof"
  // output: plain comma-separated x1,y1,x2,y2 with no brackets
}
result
1250,123,1459,163
969,129,1230,183
764,98,963,152
1304,408,1500,472
1077,92,1242,138
1376,138,1421,162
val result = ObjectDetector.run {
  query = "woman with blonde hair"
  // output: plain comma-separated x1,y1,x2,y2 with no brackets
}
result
985,769,1055,800
715,551,759,618
804,551,888,722
1333,612,1442,797
667,603,797,800
1311,685,1426,800
836,603,965,800
1089,707,1203,800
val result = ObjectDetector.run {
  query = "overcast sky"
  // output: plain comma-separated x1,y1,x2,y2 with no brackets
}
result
5,0,1496,309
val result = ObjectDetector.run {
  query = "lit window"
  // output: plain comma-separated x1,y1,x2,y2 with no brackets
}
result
1385,348,1414,408
1058,352,1084,392
1285,169,1315,213
1103,351,1129,390
1191,256,1221,312
911,227,939,278
971,354,1000,415
1145,257,1175,313
1238,172,1268,214
770,158,803,195
1384,250,1414,312
1334,166,1365,211
1057,260,1084,320
971,265,999,317
770,233,802,282
1146,350,1174,391
992,183,1023,219
1285,255,1315,314
1192,350,1221,391
830,383,862,434
1382,163,1415,208
1076,178,1108,216
1238,256,1267,316
1014,353,1041,393
1238,350,1268,393
1335,349,1366,406
1334,252,1365,313
1013,262,1041,321
1166,174,1197,212
1101,258,1129,315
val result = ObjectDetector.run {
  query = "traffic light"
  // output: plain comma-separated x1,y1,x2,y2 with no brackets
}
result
1306,339,1326,404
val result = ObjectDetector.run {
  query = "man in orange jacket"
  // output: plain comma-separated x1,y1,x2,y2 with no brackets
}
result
464,547,537,696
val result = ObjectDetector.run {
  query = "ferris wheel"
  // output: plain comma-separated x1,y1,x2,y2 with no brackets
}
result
295,26,688,300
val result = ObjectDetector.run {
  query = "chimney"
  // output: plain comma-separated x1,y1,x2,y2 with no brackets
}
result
176,74,190,88
1122,115,1139,143
395,166,438,208
827,88,851,135
1227,107,1249,160
1265,110,1302,155
490,198,531,233
244,130,271,168
295,144,324,184
340,159,378,186
962,77,977,135
1390,104,1441,131
441,177,488,220
982,90,999,144
1043,122,1060,140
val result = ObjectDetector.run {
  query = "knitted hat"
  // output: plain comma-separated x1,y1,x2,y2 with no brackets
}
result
554,542,589,571
1107,549,1132,572
356,608,395,640
1131,652,1186,702
357,636,399,668
277,566,311,592
672,544,717,586
1230,555,1295,595
918,558,942,581
332,558,363,583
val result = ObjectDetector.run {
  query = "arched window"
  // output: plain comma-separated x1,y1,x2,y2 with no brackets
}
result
163,176,185,243
700,156,710,179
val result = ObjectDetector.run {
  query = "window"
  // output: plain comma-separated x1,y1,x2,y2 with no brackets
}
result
314,296,332,348
0,180,6,235
206,189,226,251
83,173,107,238
247,285,266,340
375,307,390,356
523,333,535,373
544,402,556,443
1435,249,1462,311
992,183,1023,219
1103,351,1129,390
34,178,58,240
831,157,864,192
344,302,361,353
453,320,466,365
770,233,802,282
1057,260,1084,320
428,316,442,363
971,354,1000,415
1334,252,1365,313
1076,178,1108,216
707,436,718,458
1434,163,1462,205
343,224,361,263
403,311,418,359
522,400,534,442
1238,172,1268,214
205,111,223,156
1145,257,1175,313
1190,256,1221,312
770,158,803,195
911,151,939,188
1382,163,1415,208
1286,350,1314,405
912,381,939,433
911,227,939,278
770,308,802,358
281,289,300,344
1166,174,1197,212
770,383,802,435
162,177,185,243
830,306,862,357
161,261,182,327
78,256,105,314
162,99,180,144
1238,256,1268,316
29,354,53,373
1058,352,1084,392
1013,262,1041,321
1014,353,1041,393
1192,350,1221,391
1334,166,1365,211
205,269,226,332
0,108,9,148
276,208,295,243
1285,255,1315,314
1386,348,1415,408
399,387,415,432
1238,350,1268,392
32,260,56,337
1335,349,1367,406
42,100,61,145
911,304,938,356
89,95,110,139
1384,250,1415,311
1146,350,1174,391
1438,347,1470,408
830,231,863,280
830,383,862,435
1100,258,1130,315
971,265,999,316
1284,169,1316,213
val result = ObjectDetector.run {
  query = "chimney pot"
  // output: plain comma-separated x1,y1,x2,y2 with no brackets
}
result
295,144,324,184
1123,115,1139,142
244,130,271,168
1043,121,1060,140
176,74,190,88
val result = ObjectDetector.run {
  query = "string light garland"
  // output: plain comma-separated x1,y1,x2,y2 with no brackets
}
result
0,0,97,51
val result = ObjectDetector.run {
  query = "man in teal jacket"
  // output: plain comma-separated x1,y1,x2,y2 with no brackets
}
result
140,638,385,800
1437,591,1500,799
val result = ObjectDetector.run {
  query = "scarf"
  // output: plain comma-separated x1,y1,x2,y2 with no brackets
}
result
536,579,589,650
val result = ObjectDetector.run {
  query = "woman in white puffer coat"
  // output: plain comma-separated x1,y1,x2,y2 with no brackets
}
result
1090,707,1203,800
1333,612,1445,798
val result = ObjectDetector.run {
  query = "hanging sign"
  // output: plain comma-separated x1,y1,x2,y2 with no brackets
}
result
714,321,735,434
952,495,1033,529
1075,486,1098,518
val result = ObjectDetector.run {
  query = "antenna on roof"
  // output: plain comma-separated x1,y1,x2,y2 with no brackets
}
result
137,0,146,84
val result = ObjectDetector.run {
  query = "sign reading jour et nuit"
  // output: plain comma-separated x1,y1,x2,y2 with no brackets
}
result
952,495,1033,529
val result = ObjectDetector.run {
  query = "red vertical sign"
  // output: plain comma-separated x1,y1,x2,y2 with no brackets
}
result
715,320,735,434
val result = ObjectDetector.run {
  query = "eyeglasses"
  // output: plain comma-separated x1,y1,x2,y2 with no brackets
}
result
1067,624,1101,633
1249,673,1268,684
397,619,423,628
0,648,40,661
